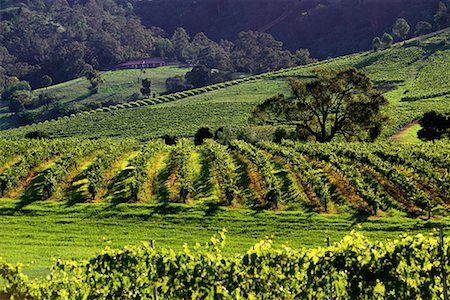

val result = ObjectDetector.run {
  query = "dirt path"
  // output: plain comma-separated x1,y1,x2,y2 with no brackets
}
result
390,120,419,143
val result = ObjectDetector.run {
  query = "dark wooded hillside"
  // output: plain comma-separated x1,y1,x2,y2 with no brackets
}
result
133,0,444,58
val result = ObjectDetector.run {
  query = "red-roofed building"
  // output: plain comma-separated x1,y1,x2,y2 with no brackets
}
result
116,58,166,69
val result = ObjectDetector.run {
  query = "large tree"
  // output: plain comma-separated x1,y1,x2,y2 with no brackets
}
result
434,1,450,29
372,37,382,51
381,32,393,48
185,65,211,88
250,68,388,142
171,27,193,62
9,90,32,114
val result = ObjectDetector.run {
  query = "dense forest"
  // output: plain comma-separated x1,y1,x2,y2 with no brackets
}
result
133,0,449,57
0,0,312,94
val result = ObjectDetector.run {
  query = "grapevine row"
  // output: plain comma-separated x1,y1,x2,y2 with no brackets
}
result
202,140,240,205
1,231,448,299
0,139,449,216
231,140,283,208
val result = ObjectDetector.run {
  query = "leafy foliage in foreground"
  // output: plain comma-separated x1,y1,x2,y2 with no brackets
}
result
1,230,448,299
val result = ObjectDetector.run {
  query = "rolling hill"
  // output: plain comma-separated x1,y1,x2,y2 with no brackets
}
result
1,29,449,140
0,66,190,130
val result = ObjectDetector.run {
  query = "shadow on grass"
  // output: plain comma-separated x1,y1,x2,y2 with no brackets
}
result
193,150,214,199
14,173,47,211
404,40,450,59
15,189,39,211
146,202,187,219
66,180,89,207
350,214,371,227
68,90,96,104
231,152,255,206
204,201,222,216
155,153,172,203
109,169,134,206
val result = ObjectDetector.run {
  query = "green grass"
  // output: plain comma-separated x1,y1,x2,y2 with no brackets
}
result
3,80,287,139
0,66,190,130
0,199,448,279
37,66,190,104
391,123,423,144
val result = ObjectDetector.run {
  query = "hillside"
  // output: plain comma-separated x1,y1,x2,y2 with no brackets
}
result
0,0,309,92
1,29,449,140
0,66,189,130
134,0,440,58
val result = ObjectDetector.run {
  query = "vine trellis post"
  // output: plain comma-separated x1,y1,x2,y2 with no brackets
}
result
150,240,158,300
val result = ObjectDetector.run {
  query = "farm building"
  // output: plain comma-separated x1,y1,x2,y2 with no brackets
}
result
116,58,166,69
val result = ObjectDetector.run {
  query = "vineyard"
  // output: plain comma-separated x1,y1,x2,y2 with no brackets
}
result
1,29,449,140
1,138,449,218
2,230,450,299
2,9,450,299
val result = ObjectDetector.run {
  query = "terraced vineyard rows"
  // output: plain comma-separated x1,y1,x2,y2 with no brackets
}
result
1,139,449,218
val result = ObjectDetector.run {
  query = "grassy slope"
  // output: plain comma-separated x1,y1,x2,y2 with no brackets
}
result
1,30,449,140
0,66,190,130
5,80,288,140
0,200,446,279
390,123,422,144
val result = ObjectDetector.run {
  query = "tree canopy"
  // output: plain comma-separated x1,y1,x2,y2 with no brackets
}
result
392,18,411,40
381,33,393,48
250,68,388,142
0,0,313,94
415,21,432,36
418,111,450,141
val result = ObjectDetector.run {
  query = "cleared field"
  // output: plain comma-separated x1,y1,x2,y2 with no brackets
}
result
35,66,190,104
390,122,422,144
0,66,190,130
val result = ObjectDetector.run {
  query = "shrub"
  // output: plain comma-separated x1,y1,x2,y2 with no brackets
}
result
194,127,214,146
273,127,288,143
24,131,50,139
162,135,177,145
